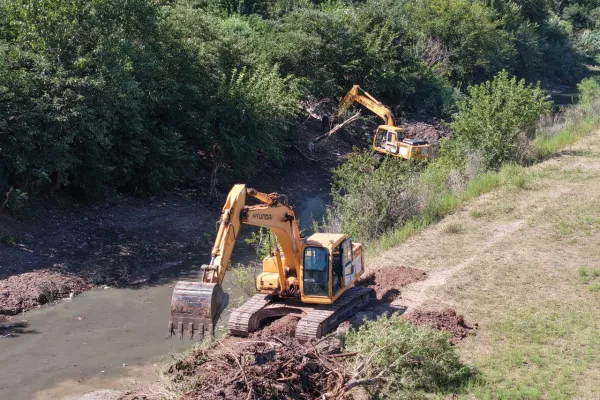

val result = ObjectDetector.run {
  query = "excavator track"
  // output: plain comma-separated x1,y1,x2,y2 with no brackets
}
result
295,286,374,342
228,294,277,336
228,287,374,340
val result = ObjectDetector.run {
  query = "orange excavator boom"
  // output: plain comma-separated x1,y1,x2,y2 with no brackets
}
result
168,184,303,339
337,84,396,126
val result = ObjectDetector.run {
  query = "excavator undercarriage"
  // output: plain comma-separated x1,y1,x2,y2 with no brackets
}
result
228,286,373,340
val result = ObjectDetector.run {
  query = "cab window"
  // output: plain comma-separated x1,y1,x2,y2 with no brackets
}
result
341,239,352,267
386,131,397,143
303,247,329,296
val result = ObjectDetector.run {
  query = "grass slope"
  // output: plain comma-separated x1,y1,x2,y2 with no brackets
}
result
369,130,600,399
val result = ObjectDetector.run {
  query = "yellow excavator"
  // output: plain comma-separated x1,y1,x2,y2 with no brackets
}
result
337,85,432,161
168,184,374,341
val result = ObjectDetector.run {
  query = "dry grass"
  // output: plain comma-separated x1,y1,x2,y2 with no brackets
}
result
369,130,600,398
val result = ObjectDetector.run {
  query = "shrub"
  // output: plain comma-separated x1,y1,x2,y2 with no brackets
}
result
328,150,422,242
577,77,600,107
344,314,472,395
406,0,517,86
231,264,257,297
450,70,552,170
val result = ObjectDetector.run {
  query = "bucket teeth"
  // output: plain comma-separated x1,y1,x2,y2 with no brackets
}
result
167,281,228,340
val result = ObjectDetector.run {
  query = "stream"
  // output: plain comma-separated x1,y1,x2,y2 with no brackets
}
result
0,195,327,399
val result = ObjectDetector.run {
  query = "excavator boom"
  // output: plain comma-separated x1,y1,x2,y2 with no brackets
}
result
337,84,396,126
168,184,302,339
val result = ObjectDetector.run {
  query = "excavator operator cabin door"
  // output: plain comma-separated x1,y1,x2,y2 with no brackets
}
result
385,131,398,154
303,247,330,297
341,239,355,286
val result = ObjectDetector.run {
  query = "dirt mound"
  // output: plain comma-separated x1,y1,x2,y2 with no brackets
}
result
401,121,450,146
170,336,344,400
403,309,475,344
0,270,90,314
253,315,300,339
356,266,427,302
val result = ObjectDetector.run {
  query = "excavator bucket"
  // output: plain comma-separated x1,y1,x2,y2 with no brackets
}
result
168,280,228,340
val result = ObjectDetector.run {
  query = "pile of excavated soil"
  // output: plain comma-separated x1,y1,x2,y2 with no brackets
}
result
401,121,450,146
0,270,90,314
403,309,475,344
171,336,343,400
253,315,300,339
356,266,427,302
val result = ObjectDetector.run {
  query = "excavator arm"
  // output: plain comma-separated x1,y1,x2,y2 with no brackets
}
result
168,184,303,339
337,84,396,126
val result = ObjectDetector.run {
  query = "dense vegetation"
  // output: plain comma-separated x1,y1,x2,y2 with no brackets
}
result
1,0,599,207
329,74,600,246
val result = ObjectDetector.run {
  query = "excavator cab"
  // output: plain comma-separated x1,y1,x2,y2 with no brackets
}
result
302,246,330,296
373,125,431,161
300,233,363,303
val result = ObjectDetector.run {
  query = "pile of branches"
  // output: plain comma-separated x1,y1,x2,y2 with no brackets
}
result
168,335,376,400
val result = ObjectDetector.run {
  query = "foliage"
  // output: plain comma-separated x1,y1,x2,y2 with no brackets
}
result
577,76,600,106
244,227,280,261
407,0,516,87
328,149,422,242
450,70,552,170
231,263,257,297
344,314,472,395
0,0,298,203
0,0,596,209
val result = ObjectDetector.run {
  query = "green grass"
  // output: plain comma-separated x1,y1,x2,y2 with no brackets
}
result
533,115,600,160
368,171,504,253
463,303,600,400
500,163,527,189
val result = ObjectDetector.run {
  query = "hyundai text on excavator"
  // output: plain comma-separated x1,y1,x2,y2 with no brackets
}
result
168,184,374,341
337,85,432,161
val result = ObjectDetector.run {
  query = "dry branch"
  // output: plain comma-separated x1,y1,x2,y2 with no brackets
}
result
311,111,361,145
217,340,254,400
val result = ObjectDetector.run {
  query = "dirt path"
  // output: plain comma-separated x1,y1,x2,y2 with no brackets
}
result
369,131,600,397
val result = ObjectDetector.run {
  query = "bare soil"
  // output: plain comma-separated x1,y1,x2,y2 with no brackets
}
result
356,266,427,302
0,269,90,314
0,189,217,318
401,120,451,146
403,309,475,344
252,315,300,339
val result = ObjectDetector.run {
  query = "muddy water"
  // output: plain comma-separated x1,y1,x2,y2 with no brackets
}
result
0,196,327,399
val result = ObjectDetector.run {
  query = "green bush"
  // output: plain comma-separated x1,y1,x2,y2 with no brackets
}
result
450,70,552,170
344,314,472,395
328,150,422,242
577,77,600,106
406,0,516,86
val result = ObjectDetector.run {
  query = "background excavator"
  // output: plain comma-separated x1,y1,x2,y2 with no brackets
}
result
168,184,374,341
335,85,432,161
